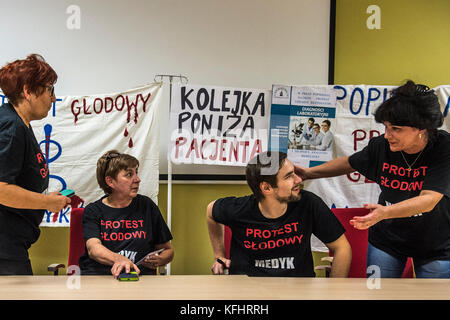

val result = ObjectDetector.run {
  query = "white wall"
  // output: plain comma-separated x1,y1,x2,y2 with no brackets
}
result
0,0,331,176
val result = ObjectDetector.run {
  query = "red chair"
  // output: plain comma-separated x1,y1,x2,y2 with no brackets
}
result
67,207,86,271
224,226,232,259
327,208,414,278
47,207,85,275
330,208,370,277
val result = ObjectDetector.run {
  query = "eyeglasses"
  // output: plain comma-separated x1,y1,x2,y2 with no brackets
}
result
45,85,55,97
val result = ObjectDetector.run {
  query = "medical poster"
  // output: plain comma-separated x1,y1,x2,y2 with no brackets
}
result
269,85,336,167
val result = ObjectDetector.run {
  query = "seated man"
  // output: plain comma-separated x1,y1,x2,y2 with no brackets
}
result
206,151,351,277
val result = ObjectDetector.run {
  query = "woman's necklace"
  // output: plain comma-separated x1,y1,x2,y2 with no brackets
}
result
400,149,424,172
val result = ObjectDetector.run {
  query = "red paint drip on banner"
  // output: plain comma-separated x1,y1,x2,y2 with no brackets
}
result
70,92,152,149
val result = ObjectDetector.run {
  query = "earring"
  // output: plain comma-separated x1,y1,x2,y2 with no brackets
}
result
419,133,422,139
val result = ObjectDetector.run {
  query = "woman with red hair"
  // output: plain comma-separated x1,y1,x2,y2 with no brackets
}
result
0,54,71,275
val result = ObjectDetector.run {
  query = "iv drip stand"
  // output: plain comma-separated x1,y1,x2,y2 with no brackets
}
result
153,74,188,275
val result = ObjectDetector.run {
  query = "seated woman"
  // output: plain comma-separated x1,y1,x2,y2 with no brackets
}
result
79,150,174,278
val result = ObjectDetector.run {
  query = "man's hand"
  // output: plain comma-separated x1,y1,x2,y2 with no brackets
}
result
211,257,230,275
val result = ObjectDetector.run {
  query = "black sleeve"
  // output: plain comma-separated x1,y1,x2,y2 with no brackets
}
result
309,193,346,244
212,197,233,226
82,203,101,242
212,196,250,226
422,132,450,197
348,135,383,182
149,200,173,244
0,119,24,184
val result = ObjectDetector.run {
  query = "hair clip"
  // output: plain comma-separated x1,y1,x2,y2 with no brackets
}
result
106,152,120,160
104,152,120,176
416,84,434,95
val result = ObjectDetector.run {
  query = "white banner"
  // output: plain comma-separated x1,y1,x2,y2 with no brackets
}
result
169,84,271,166
31,83,162,226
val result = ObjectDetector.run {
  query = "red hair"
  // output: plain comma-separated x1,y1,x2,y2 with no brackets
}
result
0,54,57,106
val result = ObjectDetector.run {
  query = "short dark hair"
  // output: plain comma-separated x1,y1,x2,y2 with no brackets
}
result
245,151,288,201
96,150,139,195
374,80,443,139
0,54,57,106
322,120,331,127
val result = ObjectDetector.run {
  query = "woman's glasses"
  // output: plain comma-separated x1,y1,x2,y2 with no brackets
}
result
45,85,55,97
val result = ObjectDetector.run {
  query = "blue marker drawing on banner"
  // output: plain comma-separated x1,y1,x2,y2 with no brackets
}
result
39,124,69,223
41,124,66,189
444,97,449,118
333,85,388,116
52,98,62,117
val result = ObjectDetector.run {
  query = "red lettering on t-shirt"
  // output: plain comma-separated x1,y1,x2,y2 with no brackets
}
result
101,230,147,242
101,219,144,229
40,163,49,178
36,152,44,163
380,162,428,191
243,222,303,251
100,219,146,242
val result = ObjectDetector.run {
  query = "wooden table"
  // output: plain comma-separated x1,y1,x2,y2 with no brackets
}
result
0,275,448,300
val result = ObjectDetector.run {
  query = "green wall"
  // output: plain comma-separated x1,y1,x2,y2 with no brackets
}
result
158,183,250,275
29,0,448,275
29,226,70,275
335,0,450,87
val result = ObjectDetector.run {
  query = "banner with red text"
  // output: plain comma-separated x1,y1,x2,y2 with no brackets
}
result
169,84,271,166
31,83,162,226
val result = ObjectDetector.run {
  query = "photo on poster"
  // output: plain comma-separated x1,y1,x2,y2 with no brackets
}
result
270,85,336,167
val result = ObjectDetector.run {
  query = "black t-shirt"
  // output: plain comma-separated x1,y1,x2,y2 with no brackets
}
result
0,103,49,261
79,194,173,275
212,190,345,277
349,131,450,263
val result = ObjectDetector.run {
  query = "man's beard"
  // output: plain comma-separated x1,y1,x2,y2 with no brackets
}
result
274,186,301,203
